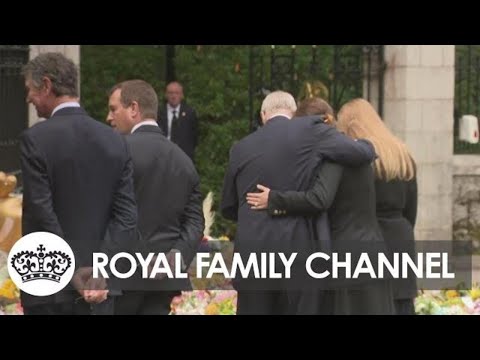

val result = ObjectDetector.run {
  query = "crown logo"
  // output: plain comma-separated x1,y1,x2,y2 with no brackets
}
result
10,244,72,283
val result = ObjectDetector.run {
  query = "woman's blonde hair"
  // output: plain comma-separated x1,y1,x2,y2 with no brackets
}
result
336,98,416,181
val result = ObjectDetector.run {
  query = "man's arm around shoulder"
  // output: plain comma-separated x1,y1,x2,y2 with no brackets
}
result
310,118,376,166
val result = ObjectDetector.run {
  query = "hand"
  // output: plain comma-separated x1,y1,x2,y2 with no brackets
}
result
147,254,165,280
148,249,184,280
83,289,109,304
167,249,184,270
72,267,108,303
83,276,108,304
150,251,176,278
246,184,270,210
71,267,94,297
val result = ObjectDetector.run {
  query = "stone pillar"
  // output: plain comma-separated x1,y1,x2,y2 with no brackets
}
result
28,45,80,127
363,46,383,114
383,45,455,240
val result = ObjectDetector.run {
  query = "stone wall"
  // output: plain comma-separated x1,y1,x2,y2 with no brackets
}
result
383,45,455,241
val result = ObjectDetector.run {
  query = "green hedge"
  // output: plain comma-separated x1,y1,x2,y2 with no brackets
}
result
174,46,250,237
80,45,165,122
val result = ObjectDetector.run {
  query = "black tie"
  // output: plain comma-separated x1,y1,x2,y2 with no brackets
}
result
170,110,179,140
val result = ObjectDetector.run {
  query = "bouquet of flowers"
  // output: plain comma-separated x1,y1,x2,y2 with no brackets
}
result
170,193,237,315
170,290,237,315
0,251,22,315
415,287,480,315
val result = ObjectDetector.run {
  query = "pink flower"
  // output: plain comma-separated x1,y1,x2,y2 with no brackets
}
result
211,290,237,304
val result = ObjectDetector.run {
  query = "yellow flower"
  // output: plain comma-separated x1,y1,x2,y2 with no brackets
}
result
0,279,19,300
445,290,459,299
444,297,463,306
205,303,219,315
218,236,229,241
470,288,480,301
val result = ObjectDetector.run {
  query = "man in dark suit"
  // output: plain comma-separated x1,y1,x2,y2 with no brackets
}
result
157,81,198,161
20,52,138,315
221,91,377,315
107,79,204,315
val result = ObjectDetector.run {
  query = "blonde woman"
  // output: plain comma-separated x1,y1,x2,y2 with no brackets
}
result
337,98,417,315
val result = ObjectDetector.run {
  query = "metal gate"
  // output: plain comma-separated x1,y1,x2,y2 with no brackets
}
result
248,45,385,131
454,45,480,154
0,45,29,172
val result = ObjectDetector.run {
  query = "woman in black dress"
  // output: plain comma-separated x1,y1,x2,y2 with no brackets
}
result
337,99,418,315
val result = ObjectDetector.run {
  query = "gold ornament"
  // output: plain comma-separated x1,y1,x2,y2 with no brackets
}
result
0,172,21,253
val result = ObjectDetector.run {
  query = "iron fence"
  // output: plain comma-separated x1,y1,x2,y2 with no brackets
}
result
454,45,480,154
248,45,385,131
0,45,29,172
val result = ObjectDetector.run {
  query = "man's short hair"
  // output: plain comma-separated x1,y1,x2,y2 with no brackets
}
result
22,52,79,97
110,80,159,120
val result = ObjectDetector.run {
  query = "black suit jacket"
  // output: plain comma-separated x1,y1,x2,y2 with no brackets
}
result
125,125,204,290
221,116,376,291
20,107,138,307
158,102,198,160
269,162,385,249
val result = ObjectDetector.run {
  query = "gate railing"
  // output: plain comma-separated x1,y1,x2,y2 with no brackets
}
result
249,45,385,131
0,45,29,172
455,45,480,154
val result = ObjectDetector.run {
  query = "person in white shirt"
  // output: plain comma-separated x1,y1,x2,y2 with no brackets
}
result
157,81,199,161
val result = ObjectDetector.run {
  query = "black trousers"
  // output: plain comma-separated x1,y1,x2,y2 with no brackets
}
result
236,291,289,315
22,297,115,315
236,290,334,315
394,298,415,315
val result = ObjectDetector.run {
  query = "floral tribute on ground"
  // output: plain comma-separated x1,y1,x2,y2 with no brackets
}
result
415,287,480,315
0,251,22,315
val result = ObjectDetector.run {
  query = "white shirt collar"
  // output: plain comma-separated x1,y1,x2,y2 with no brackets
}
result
268,112,292,120
167,104,180,113
131,119,159,134
51,102,80,116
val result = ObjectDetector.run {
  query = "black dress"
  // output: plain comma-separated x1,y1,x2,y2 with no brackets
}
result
268,161,395,315
375,178,418,315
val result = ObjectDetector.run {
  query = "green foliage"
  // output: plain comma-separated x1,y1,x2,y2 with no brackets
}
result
195,118,249,238
174,45,250,121
455,45,480,115
453,138,480,154
174,46,251,237
80,45,165,122
454,45,480,154
80,45,251,237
